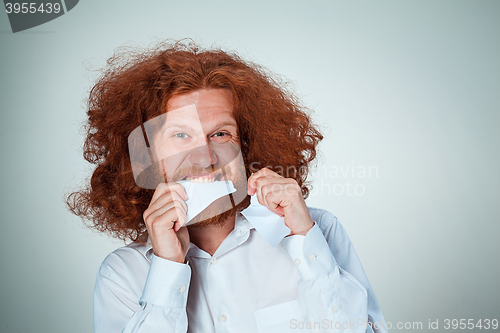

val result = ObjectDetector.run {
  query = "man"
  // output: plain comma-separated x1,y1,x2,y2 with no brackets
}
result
68,41,388,333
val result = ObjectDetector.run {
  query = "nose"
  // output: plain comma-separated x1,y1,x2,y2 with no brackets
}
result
189,143,217,169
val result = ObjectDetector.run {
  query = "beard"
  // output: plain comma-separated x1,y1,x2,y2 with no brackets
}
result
138,155,251,245
184,157,250,229
187,194,251,229
134,137,252,229
178,155,250,228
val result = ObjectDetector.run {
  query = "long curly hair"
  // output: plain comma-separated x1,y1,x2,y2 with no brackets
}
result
67,41,323,242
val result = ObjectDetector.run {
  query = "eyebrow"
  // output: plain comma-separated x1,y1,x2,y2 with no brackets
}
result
215,121,237,128
164,123,195,130
165,121,237,130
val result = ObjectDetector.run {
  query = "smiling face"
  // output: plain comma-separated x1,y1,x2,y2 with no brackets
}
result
153,89,241,183
147,88,248,227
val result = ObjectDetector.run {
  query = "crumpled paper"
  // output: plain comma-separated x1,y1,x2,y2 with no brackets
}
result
177,180,290,246
241,194,291,246
178,179,236,226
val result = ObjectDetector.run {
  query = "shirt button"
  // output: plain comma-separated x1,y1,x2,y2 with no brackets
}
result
220,314,227,323
294,258,301,266
309,254,317,262
179,285,186,293
210,258,217,265
331,305,339,313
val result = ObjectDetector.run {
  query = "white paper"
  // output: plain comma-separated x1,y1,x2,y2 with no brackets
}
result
178,180,236,226
240,195,291,247
178,181,290,246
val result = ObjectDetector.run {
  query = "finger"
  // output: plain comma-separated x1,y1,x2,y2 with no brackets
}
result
254,176,271,206
152,197,187,221
149,190,188,215
260,183,287,216
145,200,184,226
247,168,273,195
149,183,170,207
248,168,282,195
145,191,174,221
172,208,187,232
144,193,187,224
148,200,187,232
150,182,188,208
166,182,188,201
262,180,300,215
254,176,290,206
154,209,177,230
253,167,280,177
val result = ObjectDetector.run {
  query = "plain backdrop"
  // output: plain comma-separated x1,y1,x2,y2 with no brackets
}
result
1,1,499,332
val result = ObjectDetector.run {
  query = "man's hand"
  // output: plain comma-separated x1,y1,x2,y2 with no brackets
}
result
143,183,190,263
247,168,314,236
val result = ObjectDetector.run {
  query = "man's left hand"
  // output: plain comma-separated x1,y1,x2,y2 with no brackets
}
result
247,168,314,236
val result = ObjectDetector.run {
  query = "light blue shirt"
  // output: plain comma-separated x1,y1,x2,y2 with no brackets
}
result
94,208,388,333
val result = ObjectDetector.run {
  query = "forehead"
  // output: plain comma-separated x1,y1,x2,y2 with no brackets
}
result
166,89,235,121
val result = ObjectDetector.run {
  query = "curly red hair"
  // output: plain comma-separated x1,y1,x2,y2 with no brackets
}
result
67,41,323,242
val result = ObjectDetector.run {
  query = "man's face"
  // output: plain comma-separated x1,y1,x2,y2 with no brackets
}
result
149,88,248,226
154,89,241,182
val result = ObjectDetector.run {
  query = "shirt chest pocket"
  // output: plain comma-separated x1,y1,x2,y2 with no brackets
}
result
254,299,307,333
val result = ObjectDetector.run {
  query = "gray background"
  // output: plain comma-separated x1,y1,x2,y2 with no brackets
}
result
1,0,499,332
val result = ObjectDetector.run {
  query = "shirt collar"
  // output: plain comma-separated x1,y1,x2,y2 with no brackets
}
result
125,238,153,262
187,212,254,259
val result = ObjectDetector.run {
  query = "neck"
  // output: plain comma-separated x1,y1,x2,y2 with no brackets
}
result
187,215,236,256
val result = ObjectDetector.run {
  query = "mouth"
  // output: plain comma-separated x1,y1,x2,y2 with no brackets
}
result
182,171,225,183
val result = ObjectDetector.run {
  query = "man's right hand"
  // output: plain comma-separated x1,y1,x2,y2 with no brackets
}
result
143,182,190,263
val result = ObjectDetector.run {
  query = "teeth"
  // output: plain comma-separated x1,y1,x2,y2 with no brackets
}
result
185,171,226,183
187,176,216,183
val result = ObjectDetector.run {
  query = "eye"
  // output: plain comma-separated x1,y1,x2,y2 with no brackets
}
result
211,132,232,142
174,132,188,139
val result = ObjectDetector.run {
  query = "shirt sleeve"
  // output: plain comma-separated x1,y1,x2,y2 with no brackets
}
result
94,253,191,333
281,211,388,333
